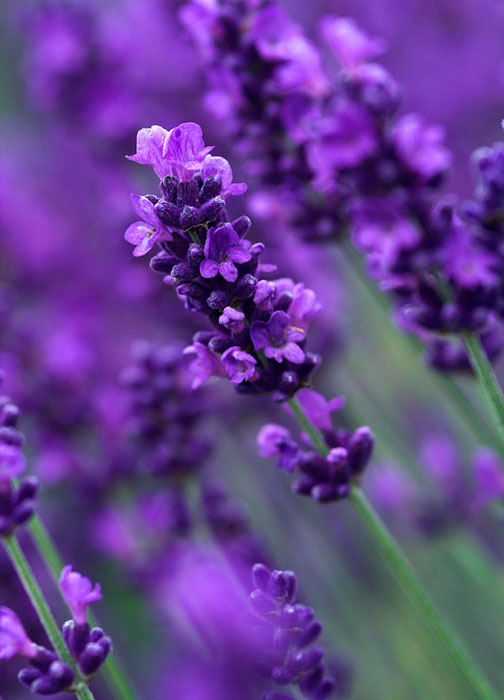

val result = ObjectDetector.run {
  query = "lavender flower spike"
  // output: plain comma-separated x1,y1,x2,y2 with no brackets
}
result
60,565,102,624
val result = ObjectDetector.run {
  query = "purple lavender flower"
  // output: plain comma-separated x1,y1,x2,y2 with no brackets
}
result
221,346,257,385
60,566,102,625
0,608,75,696
258,395,373,502
124,194,173,257
0,607,37,660
250,311,305,364
127,123,213,181
392,114,452,183
126,122,321,400
183,342,226,389
200,224,252,283
320,16,385,71
257,425,300,472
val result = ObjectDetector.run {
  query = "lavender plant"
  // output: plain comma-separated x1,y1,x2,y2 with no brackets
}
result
123,120,500,699
179,0,504,455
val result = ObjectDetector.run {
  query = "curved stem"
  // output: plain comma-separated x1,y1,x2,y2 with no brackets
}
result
287,396,500,700
349,488,499,700
2,534,95,700
28,516,138,700
463,332,504,458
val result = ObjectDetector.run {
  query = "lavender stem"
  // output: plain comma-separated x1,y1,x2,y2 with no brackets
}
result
287,395,500,700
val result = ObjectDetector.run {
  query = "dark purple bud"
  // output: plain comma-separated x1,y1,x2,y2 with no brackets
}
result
311,483,343,503
0,425,24,446
348,427,374,473
186,243,204,265
12,500,36,525
48,660,74,688
16,476,39,502
171,262,198,281
234,274,257,299
232,215,252,237
298,620,323,648
252,563,271,592
313,677,337,700
177,283,208,302
299,665,323,695
150,251,179,274
154,199,180,226
63,620,90,658
292,476,316,495
272,666,296,685
18,668,42,687
199,196,225,222
32,647,58,671
160,176,178,200
0,403,20,427
207,290,231,310
177,180,199,207
200,175,222,203
31,676,61,695
90,627,105,642
294,646,324,672
275,292,293,312
179,205,201,229
208,334,234,353
79,642,106,675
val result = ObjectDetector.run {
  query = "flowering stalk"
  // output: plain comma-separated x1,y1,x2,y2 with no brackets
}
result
2,535,95,700
463,332,504,454
28,516,138,700
287,397,500,700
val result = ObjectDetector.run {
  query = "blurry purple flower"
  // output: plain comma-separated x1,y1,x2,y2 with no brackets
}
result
250,311,305,363
420,435,459,491
351,198,420,275
293,389,345,431
320,16,385,71
473,448,504,507
257,425,300,472
221,346,257,385
307,102,377,186
60,566,102,625
201,155,247,197
124,194,173,257
200,224,252,283
183,342,226,389
393,114,452,181
0,607,36,660
0,443,25,483
127,123,213,181
365,465,416,516
274,280,322,331
219,307,245,334
443,224,499,290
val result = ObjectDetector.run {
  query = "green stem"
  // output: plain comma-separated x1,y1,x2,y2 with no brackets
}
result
28,516,138,700
287,396,500,700
2,534,95,700
463,332,504,456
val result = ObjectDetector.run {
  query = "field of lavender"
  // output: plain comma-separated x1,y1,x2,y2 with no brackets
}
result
1,1,503,698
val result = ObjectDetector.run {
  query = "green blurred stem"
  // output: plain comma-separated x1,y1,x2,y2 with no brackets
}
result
2,534,95,700
28,515,138,700
287,396,500,700
463,332,504,457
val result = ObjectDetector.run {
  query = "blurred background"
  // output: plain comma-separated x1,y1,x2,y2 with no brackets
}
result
1,1,504,698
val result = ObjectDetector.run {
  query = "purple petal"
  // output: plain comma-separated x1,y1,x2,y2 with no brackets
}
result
124,222,151,245
219,260,238,282
229,245,252,264
130,194,159,227
199,259,219,279
282,342,305,364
